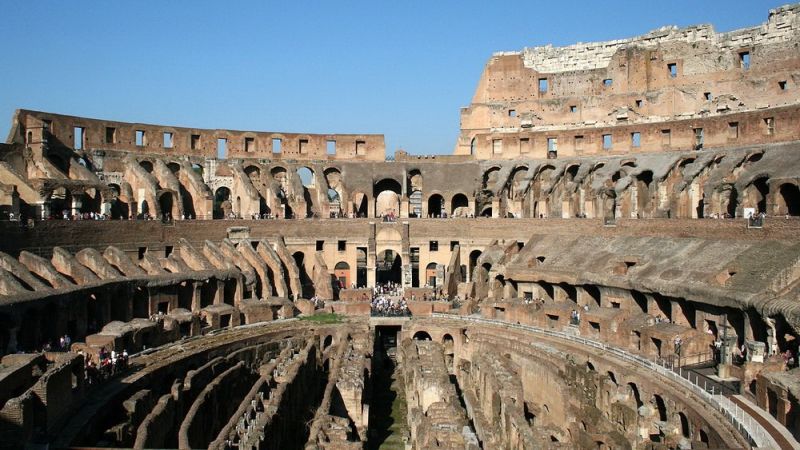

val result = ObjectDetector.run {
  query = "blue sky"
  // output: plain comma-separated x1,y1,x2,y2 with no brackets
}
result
0,1,789,155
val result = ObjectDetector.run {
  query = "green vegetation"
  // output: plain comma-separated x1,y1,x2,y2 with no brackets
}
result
298,313,343,324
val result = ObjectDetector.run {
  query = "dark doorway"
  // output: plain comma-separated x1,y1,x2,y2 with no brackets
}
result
376,250,402,285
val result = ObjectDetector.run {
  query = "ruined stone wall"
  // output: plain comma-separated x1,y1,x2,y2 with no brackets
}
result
457,4,800,157
9,109,385,161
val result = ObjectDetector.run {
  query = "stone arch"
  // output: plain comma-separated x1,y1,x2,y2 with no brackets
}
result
413,331,432,341
451,193,469,217
468,250,482,283
627,382,643,409
508,165,529,200
107,184,129,219
296,166,315,188
334,261,350,289
214,187,232,219
678,411,691,438
427,193,444,217
374,178,401,218
653,394,668,422
157,191,178,220
777,183,800,216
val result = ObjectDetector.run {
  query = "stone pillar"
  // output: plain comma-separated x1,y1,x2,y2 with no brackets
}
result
192,281,203,312
367,222,376,288
214,279,224,305
491,199,500,218
400,199,409,218
71,194,84,217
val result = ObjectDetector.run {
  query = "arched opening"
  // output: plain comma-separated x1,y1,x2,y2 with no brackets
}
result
427,194,444,218
296,167,314,188
334,261,350,289
374,179,401,218
167,162,181,175
292,251,314,298
480,206,492,217
108,184,129,220
295,167,315,218
323,335,333,349
139,160,154,173
413,331,432,341
565,164,580,182
653,394,668,421
726,186,739,218
376,249,402,285
356,248,367,288
409,190,423,218
470,137,476,155
507,166,529,199
442,333,454,348
751,177,770,214
351,191,368,218
628,382,643,409
137,198,151,219
425,262,438,288
158,191,176,221
469,250,482,282
699,429,709,445
327,188,341,216
214,187,232,219
451,193,469,217
584,285,601,307
779,183,800,216
679,412,691,438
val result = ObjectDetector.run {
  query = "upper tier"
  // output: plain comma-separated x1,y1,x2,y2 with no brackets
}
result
6,109,385,161
456,3,800,158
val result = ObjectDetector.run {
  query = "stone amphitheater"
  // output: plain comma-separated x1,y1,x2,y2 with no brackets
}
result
1,4,799,450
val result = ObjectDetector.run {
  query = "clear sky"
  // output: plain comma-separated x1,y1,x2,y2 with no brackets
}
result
0,0,790,155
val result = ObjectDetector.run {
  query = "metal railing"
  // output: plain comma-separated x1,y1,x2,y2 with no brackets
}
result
431,313,775,448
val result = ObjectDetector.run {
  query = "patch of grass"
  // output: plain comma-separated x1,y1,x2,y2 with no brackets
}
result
298,313,343,324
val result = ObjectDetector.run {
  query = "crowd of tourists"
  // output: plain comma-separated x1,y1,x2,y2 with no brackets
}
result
370,282,409,316
83,347,129,386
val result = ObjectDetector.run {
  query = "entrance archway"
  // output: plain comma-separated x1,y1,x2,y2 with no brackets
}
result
376,249,402,285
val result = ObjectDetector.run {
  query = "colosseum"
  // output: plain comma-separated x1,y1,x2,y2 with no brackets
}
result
0,4,799,450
